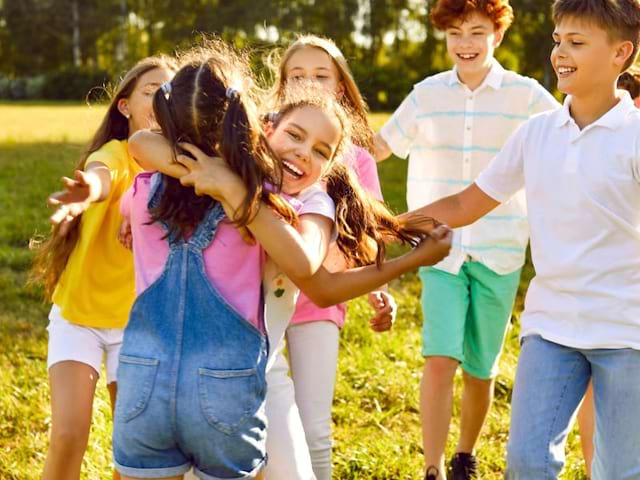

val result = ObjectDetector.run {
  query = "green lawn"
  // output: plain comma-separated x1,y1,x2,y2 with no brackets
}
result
0,103,586,479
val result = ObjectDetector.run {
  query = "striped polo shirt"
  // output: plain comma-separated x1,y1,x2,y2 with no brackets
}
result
380,59,559,275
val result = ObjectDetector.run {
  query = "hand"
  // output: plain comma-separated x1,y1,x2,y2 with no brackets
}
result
367,290,397,332
118,217,133,250
175,142,242,201
48,170,98,236
411,224,453,267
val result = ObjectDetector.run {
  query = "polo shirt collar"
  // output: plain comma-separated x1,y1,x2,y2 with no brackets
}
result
449,58,505,90
555,90,635,129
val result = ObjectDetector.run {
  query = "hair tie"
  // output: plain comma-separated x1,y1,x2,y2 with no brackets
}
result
265,111,280,123
161,81,172,98
226,87,240,100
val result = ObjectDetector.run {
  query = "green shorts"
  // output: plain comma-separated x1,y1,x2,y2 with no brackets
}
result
419,261,521,379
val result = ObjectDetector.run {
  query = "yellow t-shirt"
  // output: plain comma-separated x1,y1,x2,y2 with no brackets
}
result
52,139,143,329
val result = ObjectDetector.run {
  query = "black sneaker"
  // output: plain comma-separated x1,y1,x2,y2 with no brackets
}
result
425,465,440,480
449,452,478,480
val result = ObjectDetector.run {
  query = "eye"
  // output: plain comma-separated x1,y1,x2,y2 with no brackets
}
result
287,130,301,141
314,148,330,160
571,41,584,46
552,40,560,48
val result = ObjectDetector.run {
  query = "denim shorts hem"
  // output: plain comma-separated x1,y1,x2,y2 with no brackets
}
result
194,456,266,480
114,460,191,478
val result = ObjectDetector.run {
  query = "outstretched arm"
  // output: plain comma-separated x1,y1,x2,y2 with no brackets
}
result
400,183,500,232
174,143,452,305
48,162,111,236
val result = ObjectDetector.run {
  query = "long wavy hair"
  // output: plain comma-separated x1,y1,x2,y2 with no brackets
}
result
266,34,375,152
150,39,296,239
272,85,430,267
31,55,178,300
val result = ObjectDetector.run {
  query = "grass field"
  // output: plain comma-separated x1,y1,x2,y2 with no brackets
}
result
0,104,586,479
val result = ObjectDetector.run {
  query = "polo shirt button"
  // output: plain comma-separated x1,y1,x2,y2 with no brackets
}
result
466,125,471,130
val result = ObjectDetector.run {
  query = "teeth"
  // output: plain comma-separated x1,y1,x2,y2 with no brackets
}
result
558,67,576,74
458,54,477,59
283,160,303,177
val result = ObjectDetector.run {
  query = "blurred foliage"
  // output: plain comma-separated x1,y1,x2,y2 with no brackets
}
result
0,0,556,105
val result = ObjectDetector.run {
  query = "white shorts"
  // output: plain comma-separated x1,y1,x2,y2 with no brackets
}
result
46,305,124,384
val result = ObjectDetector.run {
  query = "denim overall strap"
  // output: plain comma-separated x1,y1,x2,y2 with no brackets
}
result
147,172,225,250
188,202,225,251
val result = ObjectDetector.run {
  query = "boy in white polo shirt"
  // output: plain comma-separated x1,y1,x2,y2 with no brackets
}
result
375,1,557,478
406,0,640,477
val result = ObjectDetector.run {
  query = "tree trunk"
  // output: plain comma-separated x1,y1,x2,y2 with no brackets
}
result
71,0,81,67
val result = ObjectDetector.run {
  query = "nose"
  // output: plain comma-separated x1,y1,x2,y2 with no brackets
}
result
294,143,311,163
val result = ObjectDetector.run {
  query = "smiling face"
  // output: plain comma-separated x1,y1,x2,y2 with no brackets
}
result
118,67,174,134
267,105,342,195
551,16,630,98
284,46,344,97
445,12,503,85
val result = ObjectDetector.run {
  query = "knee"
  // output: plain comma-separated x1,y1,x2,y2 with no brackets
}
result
424,357,458,387
49,425,89,456
462,371,494,390
303,418,332,454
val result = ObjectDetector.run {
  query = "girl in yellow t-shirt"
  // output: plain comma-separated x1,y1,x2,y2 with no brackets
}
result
31,56,176,480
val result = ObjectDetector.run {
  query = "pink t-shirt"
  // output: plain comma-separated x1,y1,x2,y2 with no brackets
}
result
120,173,264,330
291,145,384,328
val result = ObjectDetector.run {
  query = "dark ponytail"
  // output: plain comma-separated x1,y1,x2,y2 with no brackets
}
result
150,39,296,239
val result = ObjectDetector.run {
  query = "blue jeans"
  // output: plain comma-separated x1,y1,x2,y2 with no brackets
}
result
506,335,640,479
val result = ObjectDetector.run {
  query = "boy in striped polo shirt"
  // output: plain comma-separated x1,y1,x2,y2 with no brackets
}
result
375,1,558,479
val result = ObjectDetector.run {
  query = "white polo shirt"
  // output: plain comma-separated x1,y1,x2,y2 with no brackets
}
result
380,59,559,275
476,92,640,350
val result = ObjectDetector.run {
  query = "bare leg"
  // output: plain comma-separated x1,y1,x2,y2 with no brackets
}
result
420,356,459,479
577,380,594,478
107,382,121,480
43,361,99,480
456,372,494,453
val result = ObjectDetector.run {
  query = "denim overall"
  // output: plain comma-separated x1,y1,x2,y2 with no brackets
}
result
113,174,268,480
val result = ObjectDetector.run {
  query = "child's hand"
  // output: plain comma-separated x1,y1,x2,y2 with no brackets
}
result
48,170,98,236
367,290,397,332
118,218,133,250
412,225,453,267
175,142,243,201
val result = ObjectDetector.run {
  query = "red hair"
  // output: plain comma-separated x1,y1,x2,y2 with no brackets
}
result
430,0,514,32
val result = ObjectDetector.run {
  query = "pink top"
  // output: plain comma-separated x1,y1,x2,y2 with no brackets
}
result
291,145,384,328
120,173,264,330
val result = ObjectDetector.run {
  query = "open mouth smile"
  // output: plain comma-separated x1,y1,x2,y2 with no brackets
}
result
283,160,304,180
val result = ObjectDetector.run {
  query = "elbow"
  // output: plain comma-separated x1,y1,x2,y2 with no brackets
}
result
302,290,334,309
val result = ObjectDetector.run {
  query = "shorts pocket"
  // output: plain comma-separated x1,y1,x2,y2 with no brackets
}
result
198,367,262,435
115,355,159,423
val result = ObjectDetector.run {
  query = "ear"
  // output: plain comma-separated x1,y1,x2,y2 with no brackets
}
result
634,96,640,109
493,28,505,48
615,40,635,69
336,81,345,99
117,98,130,119
264,121,275,137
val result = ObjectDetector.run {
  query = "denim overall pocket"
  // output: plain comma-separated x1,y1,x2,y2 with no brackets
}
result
115,355,160,423
198,367,262,435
